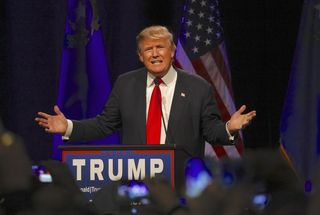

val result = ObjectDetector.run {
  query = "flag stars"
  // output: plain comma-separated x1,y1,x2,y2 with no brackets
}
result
185,31,191,38
186,20,193,26
216,32,221,38
198,11,204,18
206,27,213,34
188,8,195,15
191,0,196,3
196,23,203,30
192,46,199,53
195,35,201,42
209,16,214,22
204,39,211,45
210,4,215,10
200,0,207,7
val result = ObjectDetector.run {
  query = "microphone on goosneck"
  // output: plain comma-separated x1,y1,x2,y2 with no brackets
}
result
154,78,173,146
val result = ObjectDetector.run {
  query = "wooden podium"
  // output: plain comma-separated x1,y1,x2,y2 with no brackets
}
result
60,145,175,199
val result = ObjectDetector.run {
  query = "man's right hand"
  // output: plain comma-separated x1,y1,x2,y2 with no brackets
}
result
35,105,68,134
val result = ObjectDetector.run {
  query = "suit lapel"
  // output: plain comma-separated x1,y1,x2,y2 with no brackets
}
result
136,69,147,145
167,70,188,145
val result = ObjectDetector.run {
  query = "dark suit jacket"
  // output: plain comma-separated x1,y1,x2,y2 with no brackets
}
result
70,67,233,189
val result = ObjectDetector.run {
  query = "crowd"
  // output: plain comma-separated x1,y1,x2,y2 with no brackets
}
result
0,122,319,215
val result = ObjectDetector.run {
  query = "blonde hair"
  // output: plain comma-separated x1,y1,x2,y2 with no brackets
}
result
136,25,176,52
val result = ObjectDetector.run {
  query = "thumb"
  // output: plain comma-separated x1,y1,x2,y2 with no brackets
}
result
54,105,64,117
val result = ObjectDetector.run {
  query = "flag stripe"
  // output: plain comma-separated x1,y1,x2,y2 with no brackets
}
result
176,39,197,75
210,47,234,97
219,42,233,78
200,52,236,114
205,142,219,159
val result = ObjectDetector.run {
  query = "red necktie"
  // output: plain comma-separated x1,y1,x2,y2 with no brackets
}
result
146,78,163,144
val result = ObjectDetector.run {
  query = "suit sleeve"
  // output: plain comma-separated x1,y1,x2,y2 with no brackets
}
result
69,79,122,142
201,85,233,145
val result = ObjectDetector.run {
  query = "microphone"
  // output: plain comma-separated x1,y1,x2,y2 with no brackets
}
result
155,78,191,157
154,77,161,86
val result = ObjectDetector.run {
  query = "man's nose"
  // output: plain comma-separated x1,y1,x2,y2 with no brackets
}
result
151,47,159,57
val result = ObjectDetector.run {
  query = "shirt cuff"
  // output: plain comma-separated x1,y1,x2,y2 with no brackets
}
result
225,121,235,142
62,119,73,140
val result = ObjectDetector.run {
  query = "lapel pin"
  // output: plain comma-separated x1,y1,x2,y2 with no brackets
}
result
181,92,186,97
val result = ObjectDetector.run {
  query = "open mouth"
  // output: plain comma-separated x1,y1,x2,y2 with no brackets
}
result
151,60,163,64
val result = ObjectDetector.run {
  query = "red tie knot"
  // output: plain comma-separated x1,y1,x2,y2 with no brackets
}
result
154,78,163,86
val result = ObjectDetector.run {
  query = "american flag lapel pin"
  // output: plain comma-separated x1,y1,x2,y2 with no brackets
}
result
181,92,186,97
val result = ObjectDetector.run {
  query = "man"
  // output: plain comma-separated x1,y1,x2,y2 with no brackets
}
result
35,25,256,188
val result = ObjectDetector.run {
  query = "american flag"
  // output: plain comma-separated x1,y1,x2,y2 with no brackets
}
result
175,0,243,159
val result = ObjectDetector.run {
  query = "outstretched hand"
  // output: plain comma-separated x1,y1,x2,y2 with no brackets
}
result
227,105,256,134
35,105,68,134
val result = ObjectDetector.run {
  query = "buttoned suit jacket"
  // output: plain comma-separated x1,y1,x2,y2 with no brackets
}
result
69,67,234,187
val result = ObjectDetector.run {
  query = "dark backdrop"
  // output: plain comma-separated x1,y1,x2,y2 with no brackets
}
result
0,0,303,161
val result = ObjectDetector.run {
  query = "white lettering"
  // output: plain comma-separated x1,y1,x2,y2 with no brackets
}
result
150,159,164,177
128,159,146,180
90,159,104,181
109,159,123,181
72,159,86,181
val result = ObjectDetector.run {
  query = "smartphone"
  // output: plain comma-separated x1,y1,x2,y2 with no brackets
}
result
32,165,53,183
252,192,269,210
117,180,150,205
184,157,213,198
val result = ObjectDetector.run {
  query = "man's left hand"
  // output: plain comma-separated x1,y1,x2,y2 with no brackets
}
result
227,105,256,134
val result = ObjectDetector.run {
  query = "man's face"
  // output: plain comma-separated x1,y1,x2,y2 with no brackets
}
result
138,37,175,77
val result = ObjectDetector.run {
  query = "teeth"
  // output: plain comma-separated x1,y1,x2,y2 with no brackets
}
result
151,60,162,64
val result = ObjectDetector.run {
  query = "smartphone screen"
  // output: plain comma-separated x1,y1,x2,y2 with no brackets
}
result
184,157,213,198
252,193,269,210
32,165,53,183
117,180,150,205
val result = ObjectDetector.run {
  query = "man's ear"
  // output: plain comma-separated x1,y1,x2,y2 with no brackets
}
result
138,51,143,62
171,50,175,58
170,46,176,58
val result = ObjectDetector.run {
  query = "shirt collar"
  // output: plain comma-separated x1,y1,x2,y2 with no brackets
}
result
147,66,176,87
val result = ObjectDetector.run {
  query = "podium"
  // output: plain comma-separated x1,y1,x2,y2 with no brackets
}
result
60,145,175,199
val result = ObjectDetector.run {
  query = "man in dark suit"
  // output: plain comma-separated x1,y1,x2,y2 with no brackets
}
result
36,25,256,189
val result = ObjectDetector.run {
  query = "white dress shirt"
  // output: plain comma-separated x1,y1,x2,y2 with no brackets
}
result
146,66,177,145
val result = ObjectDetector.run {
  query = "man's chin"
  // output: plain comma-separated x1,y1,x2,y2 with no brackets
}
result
148,70,168,77
147,65,171,76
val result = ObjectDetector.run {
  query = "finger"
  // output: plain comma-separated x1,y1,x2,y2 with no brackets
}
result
37,112,52,119
36,119,49,127
54,105,64,116
35,117,48,124
247,111,257,120
237,105,246,114
45,128,52,133
38,121,49,129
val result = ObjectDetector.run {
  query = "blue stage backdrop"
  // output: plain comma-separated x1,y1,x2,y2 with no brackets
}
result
54,0,119,159
280,0,320,187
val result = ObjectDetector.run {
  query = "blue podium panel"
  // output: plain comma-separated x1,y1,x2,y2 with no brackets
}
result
61,145,175,199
